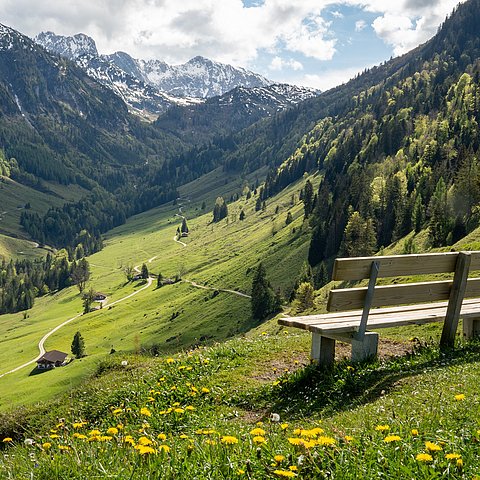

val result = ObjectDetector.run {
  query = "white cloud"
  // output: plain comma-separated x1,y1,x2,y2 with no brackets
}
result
331,10,344,18
355,20,367,32
269,56,304,71
297,65,371,91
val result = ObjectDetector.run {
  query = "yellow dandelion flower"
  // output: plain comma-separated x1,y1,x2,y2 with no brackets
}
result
273,470,297,478
375,425,390,432
289,466,298,472
179,434,189,439
384,435,402,443
293,428,301,436
158,444,170,453
72,422,87,429
157,433,167,441
89,430,101,436
140,407,152,417
117,424,124,430
50,429,57,434
238,469,245,474
454,394,465,401
123,436,135,446
456,458,463,468
2,437,13,443
302,440,317,449
274,455,286,463
445,453,462,460
425,441,442,452
272,381,280,386
112,408,122,415
411,429,419,436
253,436,266,444
250,428,266,436
72,433,87,439
88,435,101,442
138,436,153,446
58,445,71,451
344,435,354,442
416,453,433,462
166,358,175,364
174,408,184,414
136,445,157,455
256,421,264,426
49,434,60,439
107,427,118,435
99,436,112,442
220,435,239,445
288,437,304,446
205,439,217,445
42,442,52,450
185,406,195,411
318,436,336,446
281,423,289,430
201,387,210,393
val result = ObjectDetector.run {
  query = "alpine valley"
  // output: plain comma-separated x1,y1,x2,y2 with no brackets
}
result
1,1,480,479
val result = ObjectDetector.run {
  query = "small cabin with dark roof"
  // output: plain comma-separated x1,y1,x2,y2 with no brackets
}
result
36,350,68,369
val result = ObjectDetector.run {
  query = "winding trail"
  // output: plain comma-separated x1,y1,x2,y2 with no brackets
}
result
0,261,155,379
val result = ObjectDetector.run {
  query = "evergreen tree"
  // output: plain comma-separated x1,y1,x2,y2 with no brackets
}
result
314,262,329,289
428,178,453,247
141,263,149,279
71,258,90,293
285,211,293,225
303,180,315,218
157,272,164,288
239,210,246,221
213,197,228,222
71,331,85,358
181,218,189,233
255,197,262,212
412,194,425,233
293,282,315,312
340,211,377,257
82,288,95,314
251,263,278,320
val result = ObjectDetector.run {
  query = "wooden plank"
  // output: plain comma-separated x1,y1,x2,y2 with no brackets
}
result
327,277,480,311
441,252,471,348
333,251,480,280
356,260,380,340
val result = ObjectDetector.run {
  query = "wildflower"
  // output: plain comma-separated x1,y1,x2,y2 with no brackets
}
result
253,436,266,444
58,445,71,451
157,433,167,441
73,422,87,429
158,445,170,453
425,441,442,452
250,428,266,436
221,436,239,445
273,470,296,478
281,423,289,430
112,408,122,415
384,435,402,443
2,437,13,443
121,360,128,366
107,427,118,435
136,445,157,455
185,406,195,411
49,434,60,439
89,430,101,436
201,387,210,393
205,439,217,445
445,453,462,460
166,358,175,364
123,436,135,446
345,435,354,442
174,408,184,414
454,394,465,401
179,434,189,439
24,438,34,446
72,433,87,439
456,458,463,469
411,429,419,436
238,469,245,474
138,437,153,446
416,453,433,462
99,436,112,442
272,381,280,386
288,438,304,446
346,366,354,372
140,407,152,417
318,436,336,446
289,466,298,472
274,455,286,463
271,413,280,422
375,425,390,432
42,442,52,450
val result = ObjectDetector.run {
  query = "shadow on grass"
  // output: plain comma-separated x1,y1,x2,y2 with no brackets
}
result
240,340,480,418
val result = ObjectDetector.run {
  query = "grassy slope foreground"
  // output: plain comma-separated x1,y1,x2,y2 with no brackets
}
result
0,174,312,410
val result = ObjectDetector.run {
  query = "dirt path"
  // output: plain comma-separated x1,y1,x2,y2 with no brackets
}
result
0,262,154,379
183,279,251,299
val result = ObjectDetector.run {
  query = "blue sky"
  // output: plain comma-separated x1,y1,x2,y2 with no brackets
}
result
0,0,462,91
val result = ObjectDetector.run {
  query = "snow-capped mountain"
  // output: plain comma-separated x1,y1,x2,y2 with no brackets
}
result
111,55,272,98
36,32,272,99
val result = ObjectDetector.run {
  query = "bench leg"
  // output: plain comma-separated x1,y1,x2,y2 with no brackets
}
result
463,318,480,340
311,333,335,367
351,332,379,363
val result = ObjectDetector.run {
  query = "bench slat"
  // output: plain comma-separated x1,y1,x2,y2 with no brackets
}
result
333,252,480,281
327,277,480,311
279,298,480,335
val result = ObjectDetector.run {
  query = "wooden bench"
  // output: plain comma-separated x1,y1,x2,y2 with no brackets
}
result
279,252,480,366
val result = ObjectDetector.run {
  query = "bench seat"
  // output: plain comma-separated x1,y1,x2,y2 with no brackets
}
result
279,297,480,337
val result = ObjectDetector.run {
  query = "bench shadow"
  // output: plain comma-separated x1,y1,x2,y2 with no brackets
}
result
264,341,480,418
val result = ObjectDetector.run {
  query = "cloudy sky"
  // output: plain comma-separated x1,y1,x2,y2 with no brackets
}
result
0,0,462,91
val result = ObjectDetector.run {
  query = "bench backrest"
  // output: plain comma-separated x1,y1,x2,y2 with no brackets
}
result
327,252,480,312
